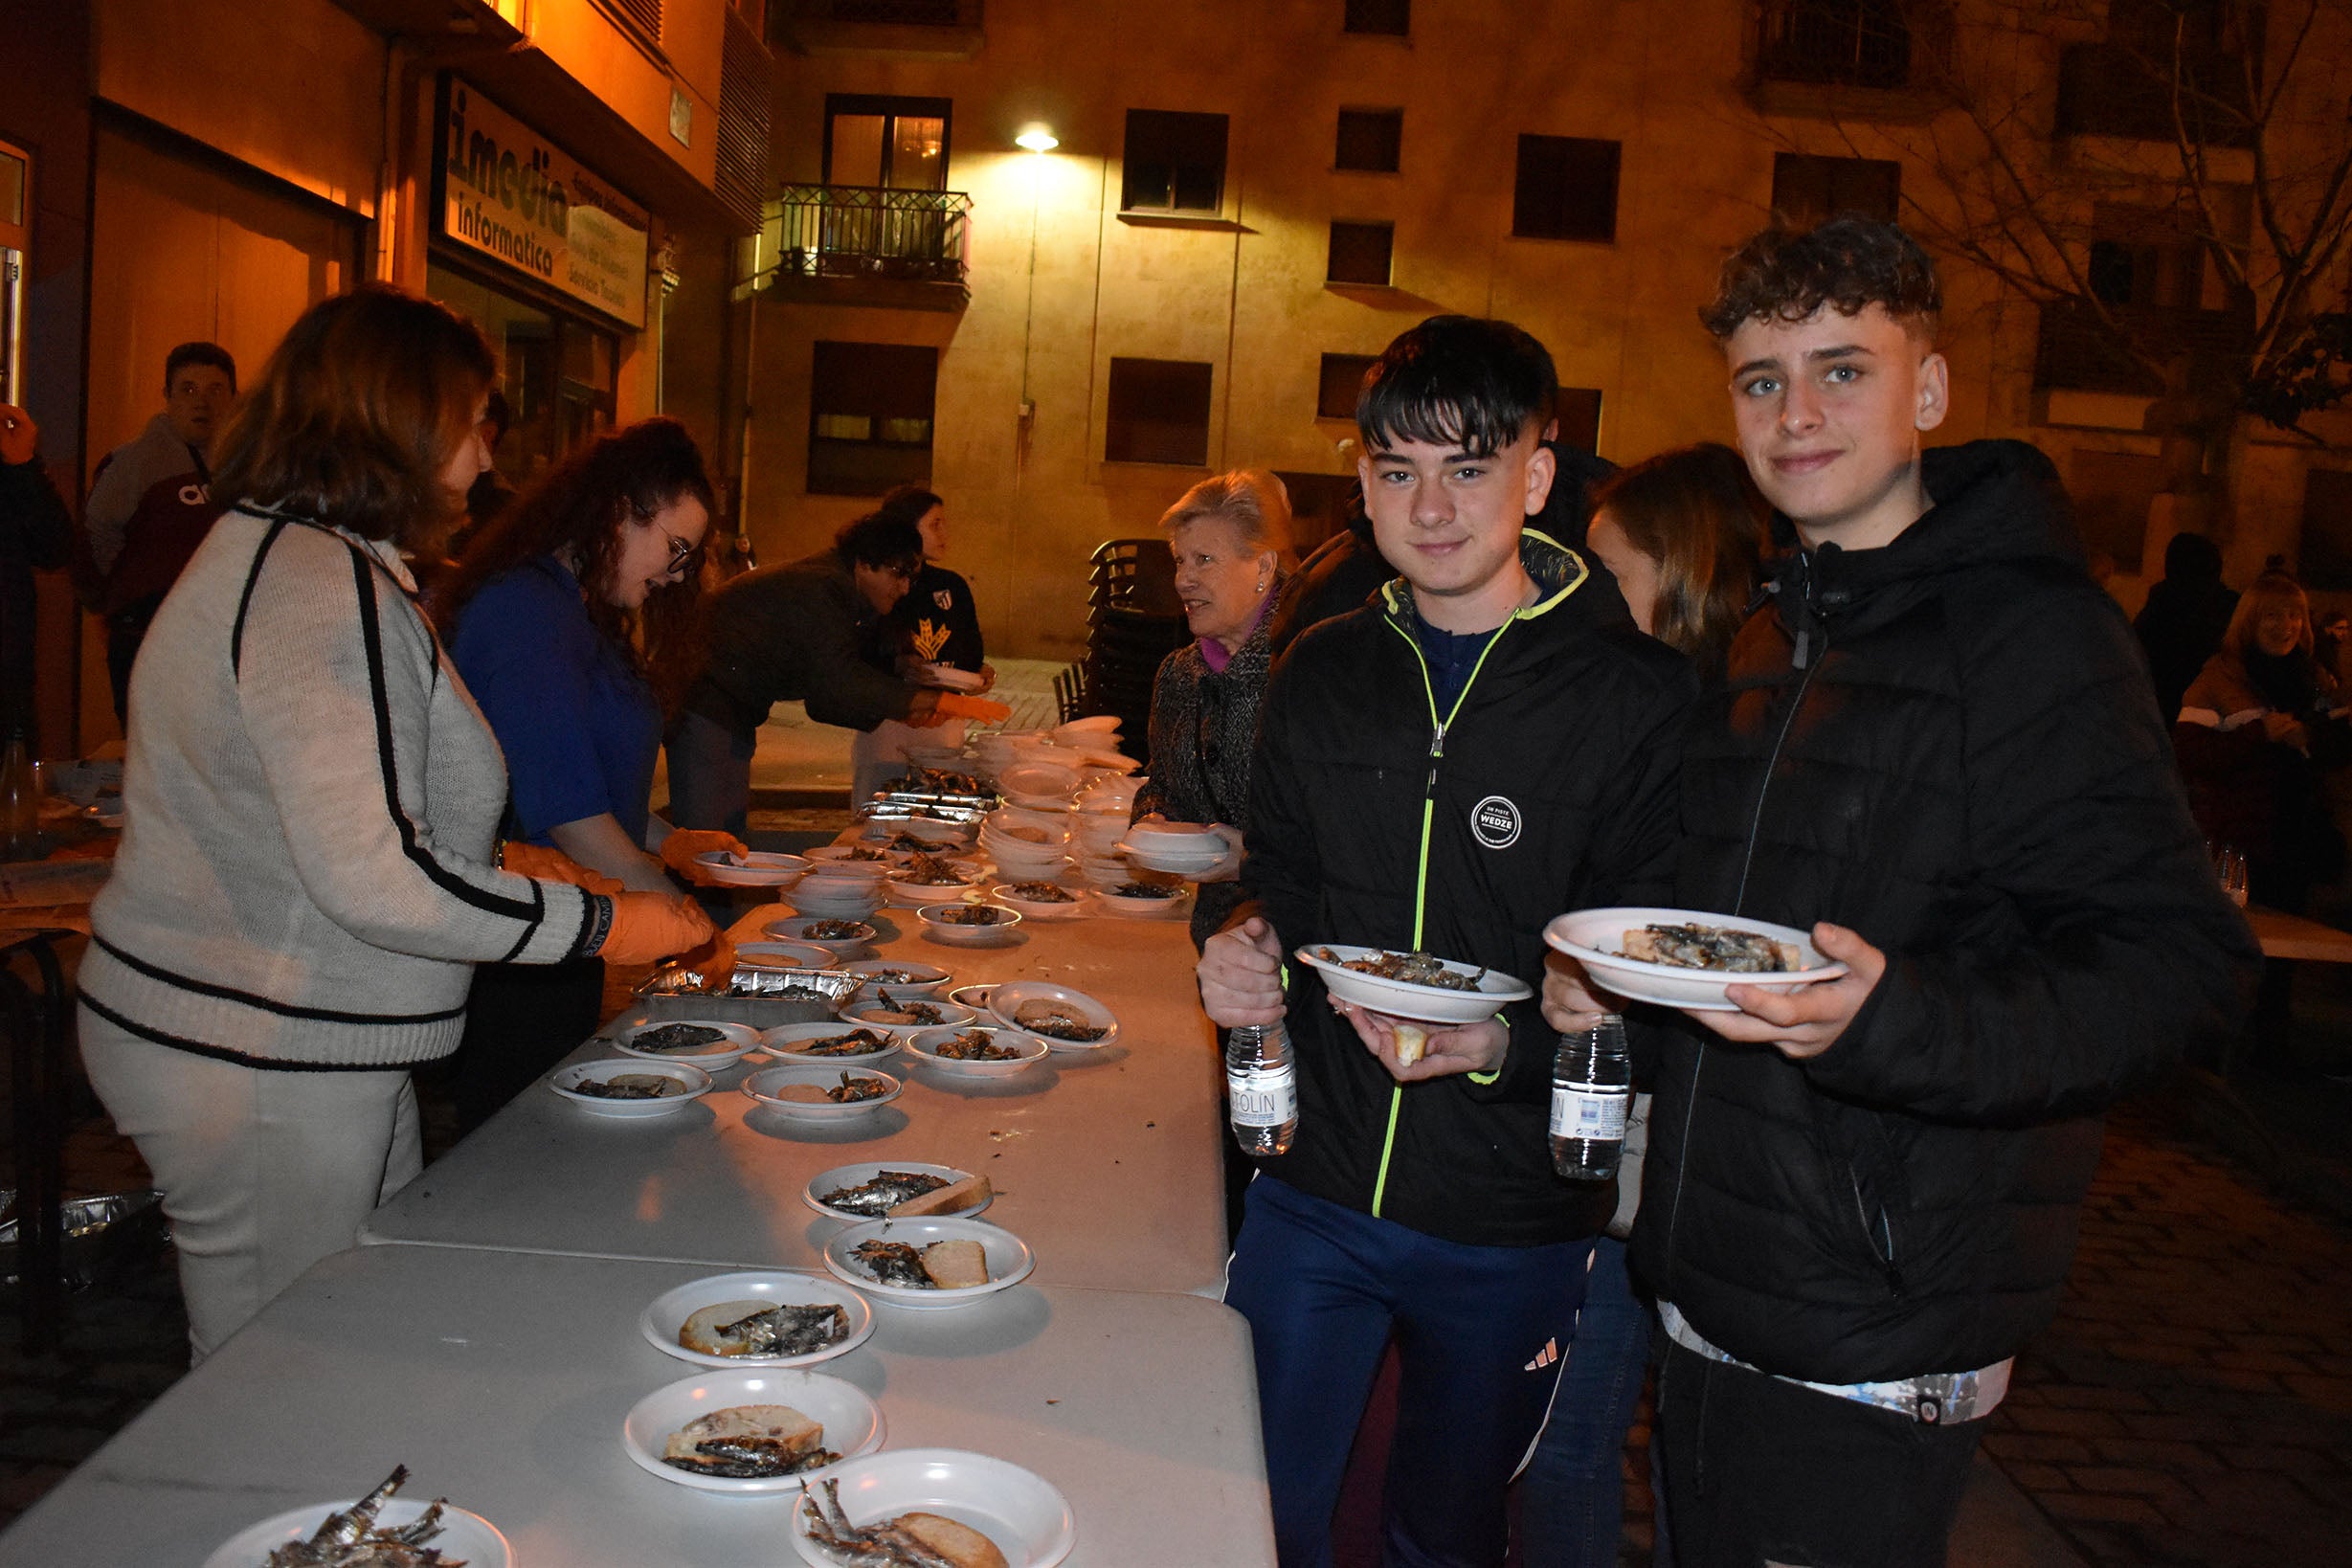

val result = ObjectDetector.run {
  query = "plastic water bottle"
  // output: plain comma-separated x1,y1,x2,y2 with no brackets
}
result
1226,1020,1298,1155
1551,1015,1631,1180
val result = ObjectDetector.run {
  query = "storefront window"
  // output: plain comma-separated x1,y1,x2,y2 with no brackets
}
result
427,258,617,489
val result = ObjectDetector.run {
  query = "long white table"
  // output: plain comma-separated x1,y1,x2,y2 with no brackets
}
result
360,904,1234,1296
0,1243,1277,1567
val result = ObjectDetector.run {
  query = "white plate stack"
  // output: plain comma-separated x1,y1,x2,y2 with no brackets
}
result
996,760,1084,812
788,863,888,922
979,809,1073,883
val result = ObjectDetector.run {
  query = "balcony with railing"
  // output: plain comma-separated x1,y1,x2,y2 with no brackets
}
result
771,0,984,58
1749,0,1938,119
2054,42,2255,147
756,185,973,310
2034,298,2251,397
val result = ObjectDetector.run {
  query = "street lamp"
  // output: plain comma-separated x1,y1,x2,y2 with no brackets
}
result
1016,125,1059,153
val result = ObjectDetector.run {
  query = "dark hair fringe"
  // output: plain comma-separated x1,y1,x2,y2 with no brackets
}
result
1356,315,1559,458
210,286,495,547
165,341,236,392
872,485,944,530
1700,216,1941,341
434,416,717,713
834,510,925,575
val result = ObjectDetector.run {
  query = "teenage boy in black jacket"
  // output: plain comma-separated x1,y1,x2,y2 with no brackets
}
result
1545,219,2259,1565
1198,317,1691,1567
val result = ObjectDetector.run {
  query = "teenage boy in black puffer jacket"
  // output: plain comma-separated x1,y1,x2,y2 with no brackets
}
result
1198,316,1692,1567
1547,218,2260,1566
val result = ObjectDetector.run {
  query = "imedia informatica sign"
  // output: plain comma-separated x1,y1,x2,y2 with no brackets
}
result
438,81,651,330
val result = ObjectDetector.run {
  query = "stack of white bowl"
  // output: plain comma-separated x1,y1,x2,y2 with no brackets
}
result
787,859,888,922
979,809,1074,883
997,760,1086,812
1121,819,1232,880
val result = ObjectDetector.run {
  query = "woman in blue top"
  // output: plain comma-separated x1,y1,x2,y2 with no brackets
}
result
436,416,742,1131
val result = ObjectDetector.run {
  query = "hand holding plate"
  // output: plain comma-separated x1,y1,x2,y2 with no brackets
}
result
1692,922,1885,1059
1333,998,1510,1082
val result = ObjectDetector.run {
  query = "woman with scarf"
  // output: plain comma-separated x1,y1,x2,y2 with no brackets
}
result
1130,470,1290,951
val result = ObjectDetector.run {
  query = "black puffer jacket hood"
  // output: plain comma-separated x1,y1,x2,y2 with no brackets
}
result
1636,438,2257,1382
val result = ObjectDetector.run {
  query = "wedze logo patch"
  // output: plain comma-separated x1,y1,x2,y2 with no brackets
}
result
1471,795,1521,849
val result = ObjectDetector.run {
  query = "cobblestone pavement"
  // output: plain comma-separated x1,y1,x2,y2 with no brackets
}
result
7,1076,2348,1557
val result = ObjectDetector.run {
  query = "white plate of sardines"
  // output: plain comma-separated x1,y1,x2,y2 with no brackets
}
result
821,1217,1034,1310
621,1367,885,1494
791,1449,1075,1568
638,1270,877,1370
549,1059,714,1117
614,1019,765,1069
802,1161,995,1222
202,1467,512,1568
1293,944,1534,1026
1542,906,1844,1012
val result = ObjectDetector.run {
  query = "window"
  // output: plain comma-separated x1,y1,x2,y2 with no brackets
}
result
1106,358,1214,466
1770,153,1899,229
1512,135,1620,242
1317,353,1378,419
1327,222,1394,286
808,341,937,495
1122,111,1228,214
824,95,952,190
2087,206,2204,308
1757,0,1911,89
1335,108,1403,173
1554,388,1603,453
1343,0,1409,34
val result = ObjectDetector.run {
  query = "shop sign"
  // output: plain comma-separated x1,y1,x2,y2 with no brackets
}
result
439,80,650,329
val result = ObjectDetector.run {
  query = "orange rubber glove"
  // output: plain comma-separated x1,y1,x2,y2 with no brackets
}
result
501,840,624,895
659,829,750,885
678,930,739,994
596,892,718,966
928,694,1012,728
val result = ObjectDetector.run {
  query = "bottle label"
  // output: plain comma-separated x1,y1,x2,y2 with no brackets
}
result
1228,1063,1298,1129
1550,1082,1629,1140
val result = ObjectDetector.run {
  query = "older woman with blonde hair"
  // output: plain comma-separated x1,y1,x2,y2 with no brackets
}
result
78,286,715,1359
1131,468,1290,948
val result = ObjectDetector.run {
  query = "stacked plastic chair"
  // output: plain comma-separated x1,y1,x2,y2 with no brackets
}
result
1080,538,1188,772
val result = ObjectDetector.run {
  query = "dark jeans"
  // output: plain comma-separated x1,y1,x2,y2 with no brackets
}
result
1224,1175,1592,1568
1654,1338,1981,1568
1520,1235,1651,1568
105,602,159,726
451,955,605,1135
664,709,754,839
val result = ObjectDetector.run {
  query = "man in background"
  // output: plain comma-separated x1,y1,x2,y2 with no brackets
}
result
82,341,235,722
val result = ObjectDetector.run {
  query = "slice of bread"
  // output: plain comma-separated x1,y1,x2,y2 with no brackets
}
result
889,1173,993,1217
771,1084,833,1103
895,1512,1010,1568
678,1300,772,1356
920,1238,990,1289
662,1403,821,1464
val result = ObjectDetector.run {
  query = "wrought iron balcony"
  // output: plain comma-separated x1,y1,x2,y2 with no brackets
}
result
772,0,984,57
796,0,974,19
1757,0,1912,89
760,185,972,309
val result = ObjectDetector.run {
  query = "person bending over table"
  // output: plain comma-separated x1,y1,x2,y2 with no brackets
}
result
435,416,748,1132
78,287,717,1361
666,511,1009,837
1129,469,1289,951
1519,441,1768,1568
1196,315,1693,1568
852,484,996,802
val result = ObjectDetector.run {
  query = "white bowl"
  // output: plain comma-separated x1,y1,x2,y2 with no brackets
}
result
886,873,989,907
693,849,809,887
1054,714,1122,738
638,1271,876,1369
787,898,886,925
766,916,879,956
790,1449,1074,1568
837,997,980,1037
737,940,840,971
987,981,1119,1051
905,1025,1052,1079
990,804,1075,836
549,1059,717,1116
204,1497,511,1568
946,983,997,1012
1293,943,1536,1024
800,847,896,875
621,1367,885,1494
804,1160,994,1221
981,818,1070,848
741,1064,904,1120
840,958,953,998
759,1020,902,1065
885,815,974,844
1075,858,1133,889
916,903,1025,948
917,662,988,693
1541,906,1846,1013
991,884,1089,920
1095,883,1192,918
615,1019,765,1069
820,1216,1036,1309
999,762,1084,800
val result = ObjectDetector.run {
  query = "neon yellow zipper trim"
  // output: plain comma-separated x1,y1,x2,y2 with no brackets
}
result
1367,609,1515,1218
